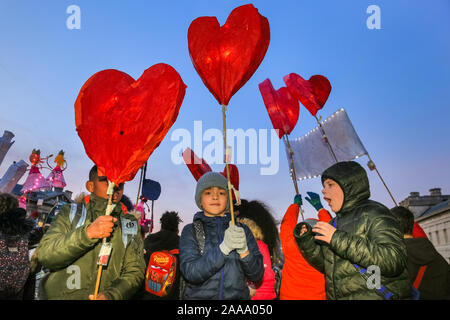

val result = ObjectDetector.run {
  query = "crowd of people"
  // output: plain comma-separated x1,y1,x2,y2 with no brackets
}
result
0,161,449,300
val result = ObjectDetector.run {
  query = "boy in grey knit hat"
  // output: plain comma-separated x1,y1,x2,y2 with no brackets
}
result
179,172,264,299
195,172,229,212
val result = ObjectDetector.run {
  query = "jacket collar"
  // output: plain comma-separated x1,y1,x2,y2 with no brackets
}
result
85,194,123,218
193,211,231,224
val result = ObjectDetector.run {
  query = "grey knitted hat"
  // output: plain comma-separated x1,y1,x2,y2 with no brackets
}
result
195,172,228,210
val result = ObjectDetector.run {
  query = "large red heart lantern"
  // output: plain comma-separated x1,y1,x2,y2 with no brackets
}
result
75,63,186,184
188,4,270,106
259,78,299,139
182,148,239,192
283,73,331,116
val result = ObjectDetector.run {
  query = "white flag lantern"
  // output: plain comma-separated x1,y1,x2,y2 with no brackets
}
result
284,108,368,180
284,108,397,206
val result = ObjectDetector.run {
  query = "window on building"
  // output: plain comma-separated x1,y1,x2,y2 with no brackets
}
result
444,229,448,244
435,231,440,245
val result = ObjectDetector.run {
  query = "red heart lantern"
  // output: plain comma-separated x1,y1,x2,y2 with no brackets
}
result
258,78,299,139
283,73,331,116
75,63,186,184
188,4,270,106
183,148,239,192
182,148,212,181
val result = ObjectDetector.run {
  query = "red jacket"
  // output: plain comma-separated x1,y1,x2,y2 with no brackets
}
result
279,204,331,300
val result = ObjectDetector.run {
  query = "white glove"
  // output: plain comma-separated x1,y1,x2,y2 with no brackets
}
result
219,222,248,256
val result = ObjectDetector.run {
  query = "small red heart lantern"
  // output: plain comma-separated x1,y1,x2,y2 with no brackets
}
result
283,73,331,116
259,78,300,138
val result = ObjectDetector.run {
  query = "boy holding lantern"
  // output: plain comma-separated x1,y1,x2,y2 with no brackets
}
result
179,172,264,300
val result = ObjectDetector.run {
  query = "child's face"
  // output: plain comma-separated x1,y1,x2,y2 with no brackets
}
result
322,178,344,213
86,173,124,203
201,187,228,217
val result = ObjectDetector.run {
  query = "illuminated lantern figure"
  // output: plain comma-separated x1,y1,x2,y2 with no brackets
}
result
46,150,67,189
21,149,51,193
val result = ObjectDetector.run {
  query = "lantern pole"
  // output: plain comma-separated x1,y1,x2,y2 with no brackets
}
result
93,181,115,300
283,134,304,221
135,165,145,210
151,200,154,233
314,115,338,163
367,155,398,207
284,134,299,194
222,104,236,226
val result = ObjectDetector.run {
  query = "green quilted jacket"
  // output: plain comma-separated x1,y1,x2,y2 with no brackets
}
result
294,161,411,300
37,194,145,300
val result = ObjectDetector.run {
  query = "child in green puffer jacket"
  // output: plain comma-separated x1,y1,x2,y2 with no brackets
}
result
294,161,411,300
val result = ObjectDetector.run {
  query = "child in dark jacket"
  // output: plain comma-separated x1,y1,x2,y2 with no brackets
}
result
179,172,264,300
294,161,411,300
390,206,450,300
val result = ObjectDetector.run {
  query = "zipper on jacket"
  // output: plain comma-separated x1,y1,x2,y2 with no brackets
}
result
217,216,224,300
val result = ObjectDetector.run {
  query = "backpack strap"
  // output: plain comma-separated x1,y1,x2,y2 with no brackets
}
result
413,265,427,289
193,219,205,255
69,203,87,229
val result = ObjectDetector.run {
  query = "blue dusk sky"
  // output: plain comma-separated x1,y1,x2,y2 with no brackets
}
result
0,0,449,231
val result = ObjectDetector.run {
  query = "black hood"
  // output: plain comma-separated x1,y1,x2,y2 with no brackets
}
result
321,161,370,215
404,238,439,265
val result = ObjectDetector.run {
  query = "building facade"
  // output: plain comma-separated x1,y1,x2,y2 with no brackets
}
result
399,188,450,263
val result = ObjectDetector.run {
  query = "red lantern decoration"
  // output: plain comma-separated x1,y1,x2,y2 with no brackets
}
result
188,4,270,106
259,78,300,139
182,148,239,192
283,73,331,116
75,63,186,184
223,163,239,194
182,148,212,181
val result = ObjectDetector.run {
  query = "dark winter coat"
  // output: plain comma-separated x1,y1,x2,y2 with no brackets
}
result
294,161,411,300
144,229,180,264
0,208,34,300
179,211,264,300
405,237,450,300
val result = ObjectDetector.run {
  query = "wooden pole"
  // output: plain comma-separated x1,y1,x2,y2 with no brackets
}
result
284,134,299,194
283,134,304,221
222,104,236,226
314,115,338,163
93,183,114,300
367,156,398,207
135,166,144,210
